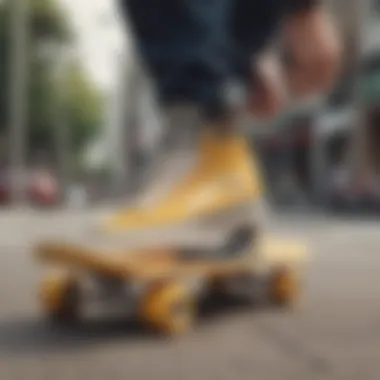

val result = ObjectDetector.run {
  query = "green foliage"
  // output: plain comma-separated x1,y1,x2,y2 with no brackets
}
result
65,63,103,153
0,0,103,163
30,0,72,43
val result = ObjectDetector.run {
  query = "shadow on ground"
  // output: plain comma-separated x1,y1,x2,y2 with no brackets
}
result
0,296,267,356
0,317,151,355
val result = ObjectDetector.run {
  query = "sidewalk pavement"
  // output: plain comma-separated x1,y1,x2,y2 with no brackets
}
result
0,207,110,249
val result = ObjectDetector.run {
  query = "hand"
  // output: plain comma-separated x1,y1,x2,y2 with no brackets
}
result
248,53,287,119
283,6,342,98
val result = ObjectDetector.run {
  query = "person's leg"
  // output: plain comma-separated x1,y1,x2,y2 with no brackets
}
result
118,0,239,209
119,0,234,121
230,0,284,95
103,0,267,254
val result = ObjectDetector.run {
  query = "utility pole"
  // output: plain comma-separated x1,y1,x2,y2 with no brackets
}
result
107,50,131,197
348,0,371,183
108,48,149,198
53,49,71,206
8,0,30,206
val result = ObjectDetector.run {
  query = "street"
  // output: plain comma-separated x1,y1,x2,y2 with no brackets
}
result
0,210,379,379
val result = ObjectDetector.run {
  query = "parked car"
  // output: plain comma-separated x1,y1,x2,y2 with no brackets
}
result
328,169,380,213
0,169,60,207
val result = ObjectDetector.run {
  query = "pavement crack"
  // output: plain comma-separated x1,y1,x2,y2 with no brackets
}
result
255,320,335,376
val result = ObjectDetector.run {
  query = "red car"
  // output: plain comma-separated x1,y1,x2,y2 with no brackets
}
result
0,169,60,206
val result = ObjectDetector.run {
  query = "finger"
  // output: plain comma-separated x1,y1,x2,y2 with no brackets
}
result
249,54,287,118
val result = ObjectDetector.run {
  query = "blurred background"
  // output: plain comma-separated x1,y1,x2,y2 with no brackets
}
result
2,2,380,379
1,0,380,213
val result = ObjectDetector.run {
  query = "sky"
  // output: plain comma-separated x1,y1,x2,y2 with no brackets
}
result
59,0,127,91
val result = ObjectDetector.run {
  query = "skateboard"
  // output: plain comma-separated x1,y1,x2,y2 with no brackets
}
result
34,235,308,335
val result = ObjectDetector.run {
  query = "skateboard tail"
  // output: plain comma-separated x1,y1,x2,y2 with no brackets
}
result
35,242,129,278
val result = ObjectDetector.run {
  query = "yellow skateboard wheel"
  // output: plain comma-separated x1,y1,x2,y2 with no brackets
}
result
139,281,195,335
269,268,299,307
39,272,79,323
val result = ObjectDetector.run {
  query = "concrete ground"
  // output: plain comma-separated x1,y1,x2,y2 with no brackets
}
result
0,209,379,379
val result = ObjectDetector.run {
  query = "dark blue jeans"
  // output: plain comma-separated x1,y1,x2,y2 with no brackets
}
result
119,0,287,120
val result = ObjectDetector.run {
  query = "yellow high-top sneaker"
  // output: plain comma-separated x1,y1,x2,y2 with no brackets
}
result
99,128,265,248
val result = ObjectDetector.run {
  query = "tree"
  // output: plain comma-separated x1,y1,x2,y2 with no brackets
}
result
0,0,103,164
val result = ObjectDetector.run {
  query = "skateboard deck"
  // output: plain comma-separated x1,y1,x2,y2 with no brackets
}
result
35,236,307,281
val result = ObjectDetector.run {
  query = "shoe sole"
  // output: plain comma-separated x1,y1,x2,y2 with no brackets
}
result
86,199,269,251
